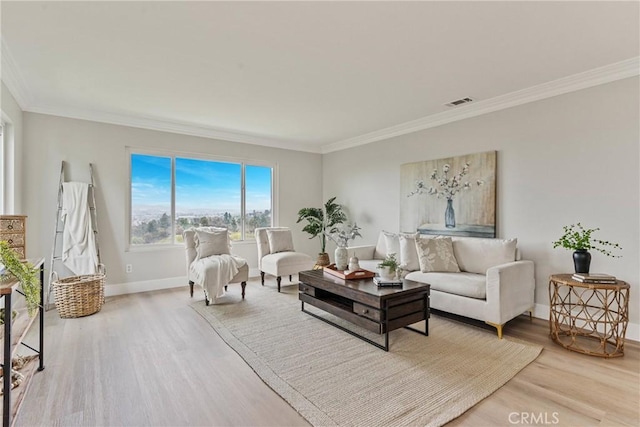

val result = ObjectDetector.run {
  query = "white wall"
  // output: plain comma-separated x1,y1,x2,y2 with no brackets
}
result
1,81,24,213
22,113,322,291
323,77,640,333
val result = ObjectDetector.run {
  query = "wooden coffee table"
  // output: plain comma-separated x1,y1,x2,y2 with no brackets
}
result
298,269,430,351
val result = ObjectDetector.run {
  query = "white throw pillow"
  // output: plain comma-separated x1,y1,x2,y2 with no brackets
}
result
382,231,400,258
452,237,517,274
267,229,294,253
399,233,420,272
415,236,461,273
194,229,230,259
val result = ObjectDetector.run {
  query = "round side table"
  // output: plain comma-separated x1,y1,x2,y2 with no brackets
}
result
548,274,629,358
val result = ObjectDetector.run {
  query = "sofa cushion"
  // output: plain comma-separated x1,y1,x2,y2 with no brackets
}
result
266,229,294,253
405,271,486,299
399,233,420,271
415,236,460,273
194,228,230,259
358,259,383,273
452,237,517,274
262,252,313,275
382,231,400,257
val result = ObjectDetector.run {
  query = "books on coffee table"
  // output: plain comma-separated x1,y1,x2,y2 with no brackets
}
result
571,273,617,284
373,277,403,287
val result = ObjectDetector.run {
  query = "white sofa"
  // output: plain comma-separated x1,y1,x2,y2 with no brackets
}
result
349,232,535,338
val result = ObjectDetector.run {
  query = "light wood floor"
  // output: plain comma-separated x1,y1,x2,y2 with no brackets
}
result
16,279,640,426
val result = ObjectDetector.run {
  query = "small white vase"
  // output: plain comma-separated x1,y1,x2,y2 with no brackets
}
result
335,246,349,270
348,255,360,272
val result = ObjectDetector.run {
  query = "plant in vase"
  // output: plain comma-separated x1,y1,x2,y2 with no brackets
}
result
552,223,621,274
325,223,362,270
297,197,347,268
377,253,399,281
0,241,41,317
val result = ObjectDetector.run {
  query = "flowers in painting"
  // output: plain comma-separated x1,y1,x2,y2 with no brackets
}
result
407,162,484,200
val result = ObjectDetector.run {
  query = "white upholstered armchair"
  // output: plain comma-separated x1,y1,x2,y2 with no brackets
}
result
255,227,314,292
183,227,249,305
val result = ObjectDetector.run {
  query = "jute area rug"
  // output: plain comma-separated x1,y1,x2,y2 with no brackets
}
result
192,283,542,427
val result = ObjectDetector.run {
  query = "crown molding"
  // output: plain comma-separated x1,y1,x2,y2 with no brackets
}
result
321,56,640,154
26,103,322,153
3,41,637,155
1,37,32,109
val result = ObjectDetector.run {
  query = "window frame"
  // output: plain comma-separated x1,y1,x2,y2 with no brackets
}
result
126,147,277,251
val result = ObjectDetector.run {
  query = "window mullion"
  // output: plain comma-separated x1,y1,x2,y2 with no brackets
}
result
171,156,176,244
241,163,246,240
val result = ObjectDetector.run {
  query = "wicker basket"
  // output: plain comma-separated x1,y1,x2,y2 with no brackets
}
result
52,265,105,318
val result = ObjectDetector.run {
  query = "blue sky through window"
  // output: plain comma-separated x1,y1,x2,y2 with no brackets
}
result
131,154,171,209
246,165,272,213
131,154,272,216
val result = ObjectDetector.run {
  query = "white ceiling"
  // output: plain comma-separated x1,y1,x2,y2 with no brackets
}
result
2,1,639,153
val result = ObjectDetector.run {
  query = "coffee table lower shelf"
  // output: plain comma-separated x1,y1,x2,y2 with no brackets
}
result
298,277,430,351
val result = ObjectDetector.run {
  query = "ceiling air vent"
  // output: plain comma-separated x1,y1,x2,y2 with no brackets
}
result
445,97,475,107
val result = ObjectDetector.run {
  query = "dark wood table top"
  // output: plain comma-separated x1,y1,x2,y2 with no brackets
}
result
299,269,429,301
549,273,629,290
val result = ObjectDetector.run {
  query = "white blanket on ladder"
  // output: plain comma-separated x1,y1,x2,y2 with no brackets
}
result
62,182,98,275
189,254,246,303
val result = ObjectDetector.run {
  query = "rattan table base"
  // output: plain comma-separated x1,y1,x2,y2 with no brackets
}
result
549,274,629,358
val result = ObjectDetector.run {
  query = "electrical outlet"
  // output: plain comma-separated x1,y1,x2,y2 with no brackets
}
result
125,264,133,273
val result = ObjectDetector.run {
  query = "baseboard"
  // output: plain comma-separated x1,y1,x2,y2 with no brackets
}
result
534,303,639,343
105,270,264,297
104,276,187,297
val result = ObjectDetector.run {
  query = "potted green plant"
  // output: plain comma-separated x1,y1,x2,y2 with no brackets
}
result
377,253,399,281
552,223,622,274
297,197,347,267
0,241,41,317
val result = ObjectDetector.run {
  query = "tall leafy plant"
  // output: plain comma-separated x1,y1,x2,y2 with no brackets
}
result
297,197,347,253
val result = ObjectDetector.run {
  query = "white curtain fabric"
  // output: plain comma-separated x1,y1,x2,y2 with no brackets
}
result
61,182,98,275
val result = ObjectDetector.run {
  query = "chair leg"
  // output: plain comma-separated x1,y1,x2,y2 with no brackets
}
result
205,296,210,306
241,282,246,299
224,285,228,291
261,271,265,286
189,281,194,297
289,275,292,282
277,276,282,292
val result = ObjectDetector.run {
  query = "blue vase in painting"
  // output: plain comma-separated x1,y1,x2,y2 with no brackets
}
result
445,198,455,228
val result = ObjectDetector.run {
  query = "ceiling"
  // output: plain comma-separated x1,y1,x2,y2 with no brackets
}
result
2,1,639,153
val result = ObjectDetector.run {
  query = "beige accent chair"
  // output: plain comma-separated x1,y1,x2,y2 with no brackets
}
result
255,227,314,292
183,227,249,305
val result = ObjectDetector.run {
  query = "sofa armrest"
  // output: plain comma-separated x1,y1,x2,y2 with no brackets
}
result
485,260,535,325
346,244,377,260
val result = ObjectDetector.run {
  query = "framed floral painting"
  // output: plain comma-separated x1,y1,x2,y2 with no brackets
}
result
400,151,496,237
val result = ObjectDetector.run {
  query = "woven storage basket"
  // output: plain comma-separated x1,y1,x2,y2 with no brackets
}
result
52,265,105,318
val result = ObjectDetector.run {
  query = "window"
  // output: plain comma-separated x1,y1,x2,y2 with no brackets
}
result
129,151,274,247
244,165,273,239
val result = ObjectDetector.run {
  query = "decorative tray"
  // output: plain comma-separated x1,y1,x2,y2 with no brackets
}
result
323,264,376,280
